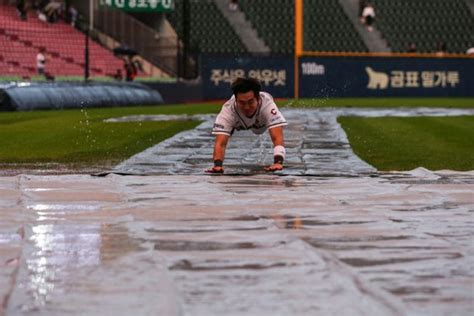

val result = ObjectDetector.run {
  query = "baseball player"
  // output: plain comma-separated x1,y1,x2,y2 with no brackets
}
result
206,77,287,174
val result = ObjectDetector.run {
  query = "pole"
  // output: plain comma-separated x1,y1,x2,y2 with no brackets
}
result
85,28,90,81
294,0,303,99
182,0,190,79
89,0,94,30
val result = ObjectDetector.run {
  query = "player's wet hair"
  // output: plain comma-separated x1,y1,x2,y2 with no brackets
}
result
231,77,261,98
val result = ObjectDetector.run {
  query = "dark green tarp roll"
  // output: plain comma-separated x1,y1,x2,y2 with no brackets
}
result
0,81,164,111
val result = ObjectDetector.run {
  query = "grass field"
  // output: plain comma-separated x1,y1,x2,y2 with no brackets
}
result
0,104,220,168
0,98,473,172
339,116,474,171
285,98,474,108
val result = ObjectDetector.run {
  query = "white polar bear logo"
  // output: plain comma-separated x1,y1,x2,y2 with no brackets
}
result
366,67,389,89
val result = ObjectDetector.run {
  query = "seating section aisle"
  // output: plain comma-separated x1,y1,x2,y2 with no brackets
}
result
239,0,294,54
0,4,124,78
303,0,367,52
166,0,246,53
239,0,367,54
372,0,474,53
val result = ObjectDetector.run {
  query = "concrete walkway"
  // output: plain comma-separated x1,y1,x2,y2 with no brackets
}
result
341,0,391,52
466,0,474,16
213,0,270,53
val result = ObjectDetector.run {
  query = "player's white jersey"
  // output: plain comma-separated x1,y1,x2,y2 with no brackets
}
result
212,92,287,136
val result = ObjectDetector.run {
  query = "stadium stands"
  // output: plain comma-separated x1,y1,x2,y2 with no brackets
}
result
372,0,474,53
239,0,295,54
1,0,471,81
303,0,368,52
239,0,367,54
0,4,124,78
166,0,246,53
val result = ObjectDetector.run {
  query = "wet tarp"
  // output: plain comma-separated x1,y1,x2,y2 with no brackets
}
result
109,108,474,176
0,81,164,111
1,171,473,315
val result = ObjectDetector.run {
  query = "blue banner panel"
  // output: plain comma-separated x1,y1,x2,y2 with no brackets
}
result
299,57,474,97
201,55,294,100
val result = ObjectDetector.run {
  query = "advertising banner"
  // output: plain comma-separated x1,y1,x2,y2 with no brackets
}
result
299,56,473,97
201,55,294,99
99,0,174,13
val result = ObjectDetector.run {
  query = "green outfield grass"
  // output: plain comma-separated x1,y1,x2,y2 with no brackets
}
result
284,98,474,108
338,116,474,171
0,104,221,168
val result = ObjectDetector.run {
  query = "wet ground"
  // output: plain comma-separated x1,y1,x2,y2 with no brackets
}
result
109,108,474,176
1,108,473,315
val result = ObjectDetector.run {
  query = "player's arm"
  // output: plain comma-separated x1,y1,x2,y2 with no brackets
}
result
206,134,229,173
265,126,285,171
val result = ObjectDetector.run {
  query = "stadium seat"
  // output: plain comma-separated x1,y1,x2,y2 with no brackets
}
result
0,4,125,78
239,0,367,54
166,0,246,54
372,0,473,53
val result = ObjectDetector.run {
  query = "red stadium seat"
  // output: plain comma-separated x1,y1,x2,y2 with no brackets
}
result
0,4,136,78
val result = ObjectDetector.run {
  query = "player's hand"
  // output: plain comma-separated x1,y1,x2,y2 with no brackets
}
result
264,163,283,172
205,166,224,174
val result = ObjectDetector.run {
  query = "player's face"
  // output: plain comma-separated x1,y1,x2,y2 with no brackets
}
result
236,91,258,117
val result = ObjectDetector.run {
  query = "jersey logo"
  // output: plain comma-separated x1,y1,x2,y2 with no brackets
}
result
270,116,282,123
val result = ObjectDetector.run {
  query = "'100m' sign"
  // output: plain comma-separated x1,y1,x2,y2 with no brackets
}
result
99,0,174,12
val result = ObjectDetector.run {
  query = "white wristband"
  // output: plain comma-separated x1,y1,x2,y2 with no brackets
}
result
273,145,286,160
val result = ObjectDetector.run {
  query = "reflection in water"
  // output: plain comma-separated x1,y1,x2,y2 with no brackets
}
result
293,217,302,229
272,214,303,230
99,224,144,262
25,223,101,311
28,225,56,308
28,204,101,212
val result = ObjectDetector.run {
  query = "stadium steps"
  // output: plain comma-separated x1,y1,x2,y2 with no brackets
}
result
372,0,474,53
465,0,474,16
340,0,391,52
213,0,269,53
166,0,246,53
0,4,123,78
303,0,368,53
